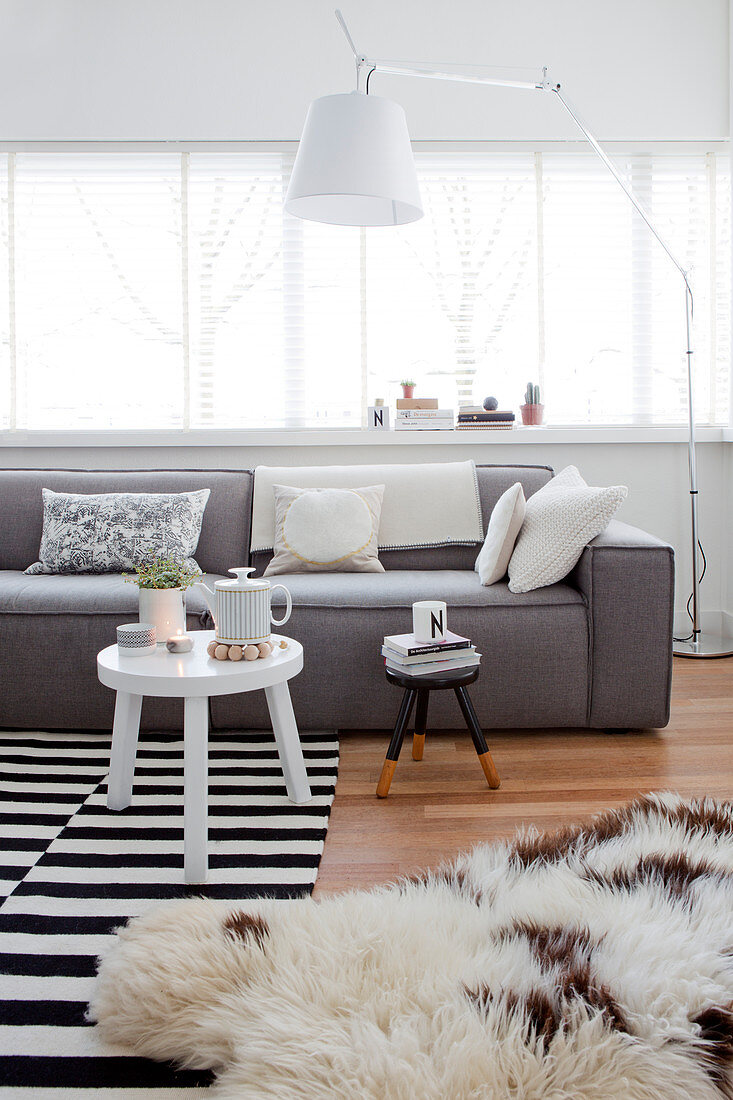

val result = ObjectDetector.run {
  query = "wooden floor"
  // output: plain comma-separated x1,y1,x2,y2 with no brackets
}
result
314,658,733,897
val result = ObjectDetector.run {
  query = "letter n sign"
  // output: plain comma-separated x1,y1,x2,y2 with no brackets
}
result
430,609,444,639
367,406,390,430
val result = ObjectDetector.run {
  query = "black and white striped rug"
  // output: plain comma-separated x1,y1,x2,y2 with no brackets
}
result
0,728,339,1095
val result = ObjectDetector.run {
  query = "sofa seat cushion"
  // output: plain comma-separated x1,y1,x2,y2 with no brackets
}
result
267,569,586,610
0,570,224,616
245,568,590,731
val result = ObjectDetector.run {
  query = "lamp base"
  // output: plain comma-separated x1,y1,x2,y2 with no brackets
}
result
673,632,733,659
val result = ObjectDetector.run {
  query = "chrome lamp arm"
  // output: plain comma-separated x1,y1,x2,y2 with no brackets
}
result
327,9,723,657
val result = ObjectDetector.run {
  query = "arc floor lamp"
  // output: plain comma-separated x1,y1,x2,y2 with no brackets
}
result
285,9,733,659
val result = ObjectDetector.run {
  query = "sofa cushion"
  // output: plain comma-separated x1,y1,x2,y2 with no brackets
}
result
508,466,628,593
475,482,526,585
268,569,585,610
256,569,589,731
475,464,552,527
0,570,224,616
252,464,554,575
0,470,251,575
251,461,483,552
25,488,210,575
265,484,386,575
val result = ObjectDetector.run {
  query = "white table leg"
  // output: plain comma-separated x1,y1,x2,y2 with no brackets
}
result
184,696,209,884
107,691,143,811
264,681,312,804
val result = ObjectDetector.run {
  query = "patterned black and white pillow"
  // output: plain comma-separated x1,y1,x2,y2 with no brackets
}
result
24,488,210,575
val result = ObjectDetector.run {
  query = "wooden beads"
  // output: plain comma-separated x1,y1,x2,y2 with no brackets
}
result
207,639,282,662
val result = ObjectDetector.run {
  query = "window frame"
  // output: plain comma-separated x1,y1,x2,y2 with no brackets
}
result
0,138,728,443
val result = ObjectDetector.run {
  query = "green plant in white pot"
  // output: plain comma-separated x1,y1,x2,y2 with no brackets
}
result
125,556,202,644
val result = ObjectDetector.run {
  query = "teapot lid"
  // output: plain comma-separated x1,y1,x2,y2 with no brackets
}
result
214,567,270,592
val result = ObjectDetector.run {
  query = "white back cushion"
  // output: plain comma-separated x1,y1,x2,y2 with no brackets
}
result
507,466,627,593
475,482,526,585
251,462,483,552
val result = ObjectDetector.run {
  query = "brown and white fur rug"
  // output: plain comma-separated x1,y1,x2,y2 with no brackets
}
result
90,793,733,1099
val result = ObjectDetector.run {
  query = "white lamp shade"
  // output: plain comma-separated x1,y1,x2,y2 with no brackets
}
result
285,92,423,227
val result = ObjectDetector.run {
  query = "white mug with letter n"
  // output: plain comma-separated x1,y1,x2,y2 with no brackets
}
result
413,600,448,643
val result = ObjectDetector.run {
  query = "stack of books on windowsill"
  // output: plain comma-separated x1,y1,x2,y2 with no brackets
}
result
456,407,516,430
394,397,454,430
381,631,480,676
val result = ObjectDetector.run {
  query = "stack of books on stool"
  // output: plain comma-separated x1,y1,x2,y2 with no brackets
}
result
381,630,480,676
456,407,515,430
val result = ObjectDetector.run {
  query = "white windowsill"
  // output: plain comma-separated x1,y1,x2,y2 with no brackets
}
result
0,426,726,447
0,426,725,448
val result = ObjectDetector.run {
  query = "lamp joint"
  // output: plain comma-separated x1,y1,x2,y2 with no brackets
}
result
355,56,371,92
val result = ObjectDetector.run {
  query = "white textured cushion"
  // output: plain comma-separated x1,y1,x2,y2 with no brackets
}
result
264,485,385,575
507,466,627,593
475,482,526,585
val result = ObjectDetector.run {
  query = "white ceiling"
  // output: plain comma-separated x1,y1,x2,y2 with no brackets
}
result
0,0,728,140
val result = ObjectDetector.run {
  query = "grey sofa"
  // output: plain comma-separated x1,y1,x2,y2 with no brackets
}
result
0,464,674,732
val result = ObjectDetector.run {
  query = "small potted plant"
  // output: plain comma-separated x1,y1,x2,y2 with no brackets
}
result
400,379,416,399
520,382,544,426
125,556,202,643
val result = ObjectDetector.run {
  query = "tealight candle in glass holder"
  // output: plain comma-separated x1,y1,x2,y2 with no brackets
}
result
166,631,194,654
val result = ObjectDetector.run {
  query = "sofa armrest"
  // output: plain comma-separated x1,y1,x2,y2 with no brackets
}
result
570,520,674,729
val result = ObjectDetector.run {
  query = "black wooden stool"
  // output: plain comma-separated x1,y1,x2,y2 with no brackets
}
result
376,665,501,798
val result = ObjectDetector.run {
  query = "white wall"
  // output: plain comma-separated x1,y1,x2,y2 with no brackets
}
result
0,0,727,140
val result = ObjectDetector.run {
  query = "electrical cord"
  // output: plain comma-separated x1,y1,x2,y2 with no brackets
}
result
365,67,376,94
673,538,706,643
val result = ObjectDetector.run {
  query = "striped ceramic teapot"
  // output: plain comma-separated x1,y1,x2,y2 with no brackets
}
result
196,567,292,646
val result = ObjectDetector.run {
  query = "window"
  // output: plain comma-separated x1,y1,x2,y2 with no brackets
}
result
0,146,728,431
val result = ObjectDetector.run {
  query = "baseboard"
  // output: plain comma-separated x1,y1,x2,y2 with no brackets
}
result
674,608,733,639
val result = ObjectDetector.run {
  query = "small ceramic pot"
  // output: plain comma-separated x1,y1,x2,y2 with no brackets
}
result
117,622,157,657
401,385,415,399
520,403,544,426
138,587,186,643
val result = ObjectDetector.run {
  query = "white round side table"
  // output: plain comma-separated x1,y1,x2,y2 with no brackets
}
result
97,631,311,884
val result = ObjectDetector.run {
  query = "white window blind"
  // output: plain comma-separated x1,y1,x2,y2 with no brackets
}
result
0,147,728,431
10,154,183,430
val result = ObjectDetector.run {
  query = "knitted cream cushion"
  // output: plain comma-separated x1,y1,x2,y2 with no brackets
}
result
507,466,627,593
264,484,385,575
475,482,526,585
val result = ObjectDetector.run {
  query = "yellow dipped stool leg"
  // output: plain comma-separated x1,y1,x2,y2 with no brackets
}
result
376,687,417,798
377,758,397,798
478,749,501,790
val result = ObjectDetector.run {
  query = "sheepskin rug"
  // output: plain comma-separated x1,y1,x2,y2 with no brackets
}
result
89,793,733,1099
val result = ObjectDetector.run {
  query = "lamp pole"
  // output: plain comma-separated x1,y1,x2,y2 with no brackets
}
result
295,10,732,657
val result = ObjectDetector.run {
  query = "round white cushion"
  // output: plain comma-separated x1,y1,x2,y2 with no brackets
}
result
264,484,386,575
